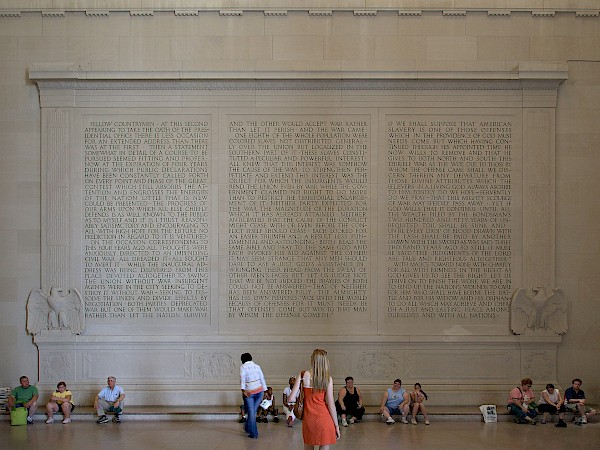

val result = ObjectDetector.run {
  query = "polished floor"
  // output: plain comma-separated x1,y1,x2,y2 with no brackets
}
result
3,418,599,450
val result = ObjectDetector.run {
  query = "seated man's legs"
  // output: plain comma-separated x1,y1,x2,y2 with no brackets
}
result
97,398,124,416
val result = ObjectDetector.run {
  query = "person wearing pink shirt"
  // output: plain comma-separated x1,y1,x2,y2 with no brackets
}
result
507,378,538,424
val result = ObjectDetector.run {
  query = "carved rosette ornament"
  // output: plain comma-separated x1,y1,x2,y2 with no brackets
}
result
357,352,400,379
42,352,73,380
510,287,568,336
196,352,237,380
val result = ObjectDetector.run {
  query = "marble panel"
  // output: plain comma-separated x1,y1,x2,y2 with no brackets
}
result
17,36,68,61
67,36,120,62
0,83,18,109
530,36,580,61
0,14,43,37
118,36,172,62
426,36,477,61
0,36,18,60
580,37,600,61
477,36,530,61
0,277,19,302
220,36,273,60
324,35,375,60
374,36,426,61
170,37,222,61
273,36,324,60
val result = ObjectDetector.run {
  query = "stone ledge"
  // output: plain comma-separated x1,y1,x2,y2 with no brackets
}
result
1,405,510,422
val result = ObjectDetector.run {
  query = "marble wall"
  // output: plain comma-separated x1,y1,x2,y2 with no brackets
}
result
1,2,599,406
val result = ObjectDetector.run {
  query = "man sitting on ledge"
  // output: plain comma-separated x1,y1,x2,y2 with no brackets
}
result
94,376,125,424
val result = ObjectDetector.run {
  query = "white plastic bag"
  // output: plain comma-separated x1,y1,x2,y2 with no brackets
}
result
479,404,497,423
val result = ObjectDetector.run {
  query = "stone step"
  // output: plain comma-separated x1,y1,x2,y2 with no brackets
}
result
3,405,519,422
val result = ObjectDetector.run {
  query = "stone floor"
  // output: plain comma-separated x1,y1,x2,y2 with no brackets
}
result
3,418,599,450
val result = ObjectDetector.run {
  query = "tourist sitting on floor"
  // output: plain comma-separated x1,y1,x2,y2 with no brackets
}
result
537,383,566,427
335,376,365,426
282,376,297,427
507,378,537,424
45,381,75,424
257,386,279,423
409,382,430,425
380,378,409,424
564,378,596,425
94,376,125,424
7,375,39,424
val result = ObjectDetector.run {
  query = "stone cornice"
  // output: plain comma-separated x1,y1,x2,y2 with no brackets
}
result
1,3,599,17
29,63,568,92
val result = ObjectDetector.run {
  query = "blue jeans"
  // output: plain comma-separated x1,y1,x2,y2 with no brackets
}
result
508,404,537,422
244,391,262,438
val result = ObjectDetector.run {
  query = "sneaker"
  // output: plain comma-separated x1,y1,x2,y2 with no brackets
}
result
27,416,34,425
238,417,247,423
62,418,71,424
45,417,54,424
349,417,355,424
425,420,430,425
112,414,121,423
341,419,348,427
273,416,279,423
580,418,587,424
401,417,409,424
411,419,417,425
97,415,109,424
386,417,395,424
541,419,546,424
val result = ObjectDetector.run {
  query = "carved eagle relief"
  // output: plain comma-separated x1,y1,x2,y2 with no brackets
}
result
510,287,568,335
27,286,85,335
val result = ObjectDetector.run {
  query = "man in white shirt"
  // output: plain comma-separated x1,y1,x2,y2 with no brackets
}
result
94,376,125,424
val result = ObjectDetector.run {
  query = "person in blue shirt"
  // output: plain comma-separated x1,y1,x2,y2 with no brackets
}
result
94,376,125,424
564,378,596,425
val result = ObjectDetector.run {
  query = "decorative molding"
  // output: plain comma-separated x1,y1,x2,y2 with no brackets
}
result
443,10,467,16
354,10,377,16
175,10,199,16
308,10,332,16
398,10,422,16
357,351,399,379
41,10,65,17
42,351,73,380
488,10,511,16
264,10,287,16
196,352,237,380
0,11,21,17
532,10,555,17
32,78,566,94
576,10,599,17
220,10,243,16
130,10,154,16
85,10,109,17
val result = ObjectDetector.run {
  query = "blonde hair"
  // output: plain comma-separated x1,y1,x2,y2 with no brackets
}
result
310,349,331,391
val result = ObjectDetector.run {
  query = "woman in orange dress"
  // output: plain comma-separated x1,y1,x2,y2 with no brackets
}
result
289,349,340,450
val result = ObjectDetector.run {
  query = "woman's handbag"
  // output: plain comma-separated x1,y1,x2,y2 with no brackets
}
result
293,371,305,420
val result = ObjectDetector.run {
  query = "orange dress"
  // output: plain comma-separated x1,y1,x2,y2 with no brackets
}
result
302,387,336,446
